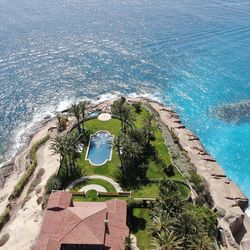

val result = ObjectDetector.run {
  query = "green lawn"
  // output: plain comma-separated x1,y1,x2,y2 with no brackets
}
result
129,208,152,250
75,107,189,198
132,183,159,198
71,178,117,192
76,118,121,177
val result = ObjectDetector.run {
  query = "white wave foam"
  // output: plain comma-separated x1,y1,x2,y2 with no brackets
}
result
0,98,76,167
0,91,164,168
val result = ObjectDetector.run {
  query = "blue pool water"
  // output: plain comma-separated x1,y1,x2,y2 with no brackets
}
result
0,0,249,197
86,131,113,166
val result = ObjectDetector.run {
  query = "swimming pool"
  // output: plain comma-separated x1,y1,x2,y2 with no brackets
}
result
85,131,113,166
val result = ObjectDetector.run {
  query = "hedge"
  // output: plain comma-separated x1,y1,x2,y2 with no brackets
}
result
0,206,10,231
9,135,50,201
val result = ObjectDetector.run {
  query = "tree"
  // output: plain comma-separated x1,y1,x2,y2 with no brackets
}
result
126,127,147,148
124,235,133,250
188,233,214,250
111,97,135,133
50,133,79,177
70,103,81,134
79,101,86,132
142,113,156,146
50,135,69,176
151,212,177,235
64,132,79,174
151,230,183,250
153,179,185,217
56,115,68,132
177,210,204,247
133,101,142,113
45,175,62,194
121,104,135,133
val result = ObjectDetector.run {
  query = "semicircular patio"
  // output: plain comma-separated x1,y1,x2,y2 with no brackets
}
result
66,175,122,192
79,184,107,193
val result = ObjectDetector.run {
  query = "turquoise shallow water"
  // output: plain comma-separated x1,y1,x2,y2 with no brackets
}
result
0,0,249,196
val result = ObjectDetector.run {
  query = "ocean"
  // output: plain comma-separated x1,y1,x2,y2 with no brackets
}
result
0,0,249,197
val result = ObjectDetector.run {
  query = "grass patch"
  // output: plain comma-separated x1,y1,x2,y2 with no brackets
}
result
132,183,159,198
71,178,116,192
75,107,189,200
129,208,151,249
77,118,121,178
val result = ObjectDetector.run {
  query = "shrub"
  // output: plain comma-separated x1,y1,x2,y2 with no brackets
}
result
189,171,204,193
127,199,151,208
0,233,10,246
162,164,175,177
41,194,49,210
0,207,10,231
133,102,142,113
36,196,43,205
45,175,62,194
9,136,49,201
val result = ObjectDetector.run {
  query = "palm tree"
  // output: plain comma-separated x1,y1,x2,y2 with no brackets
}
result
124,235,133,250
151,230,183,250
56,115,68,132
121,104,135,133
187,233,214,250
178,210,204,247
79,101,86,132
111,97,126,122
111,97,135,133
50,133,79,177
70,103,81,134
150,213,177,235
153,179,185,216
142,113,156,146
50,135,69,176
126,127,146,148
64,133,79,174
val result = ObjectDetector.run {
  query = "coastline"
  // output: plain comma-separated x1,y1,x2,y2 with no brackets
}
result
0,95,249,249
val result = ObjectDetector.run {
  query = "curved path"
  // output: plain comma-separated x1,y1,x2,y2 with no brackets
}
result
66,175,122,192
79,184,107,193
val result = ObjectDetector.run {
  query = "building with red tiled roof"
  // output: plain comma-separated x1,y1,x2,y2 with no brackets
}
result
35,191,129,250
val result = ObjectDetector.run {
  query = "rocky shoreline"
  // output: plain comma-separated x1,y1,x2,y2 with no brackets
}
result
0,96,249,249
135,97,249,250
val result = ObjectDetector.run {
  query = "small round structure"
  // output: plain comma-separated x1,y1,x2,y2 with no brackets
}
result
98,113,112,121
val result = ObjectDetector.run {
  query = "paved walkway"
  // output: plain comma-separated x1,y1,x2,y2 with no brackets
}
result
66,175,122,192
79,184,107,193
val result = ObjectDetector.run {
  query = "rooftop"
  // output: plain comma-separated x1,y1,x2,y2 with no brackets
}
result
35,191,129,250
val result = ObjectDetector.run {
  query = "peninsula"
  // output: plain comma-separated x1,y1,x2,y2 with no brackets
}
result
0,96,249,250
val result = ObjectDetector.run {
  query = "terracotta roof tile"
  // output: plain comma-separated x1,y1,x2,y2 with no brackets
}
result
47,191,72,209
35,192,128,250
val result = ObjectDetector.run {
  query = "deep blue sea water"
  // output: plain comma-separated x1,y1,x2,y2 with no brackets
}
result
0,0,249,197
